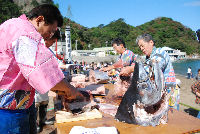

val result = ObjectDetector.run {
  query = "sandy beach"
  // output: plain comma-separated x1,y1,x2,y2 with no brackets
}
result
176,74,200,117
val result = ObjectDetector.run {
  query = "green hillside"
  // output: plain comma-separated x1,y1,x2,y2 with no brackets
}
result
66,17,199,55
0,0,22,24
134,17,200,55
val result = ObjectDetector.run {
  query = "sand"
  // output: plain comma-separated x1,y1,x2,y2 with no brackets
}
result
176,74,200,117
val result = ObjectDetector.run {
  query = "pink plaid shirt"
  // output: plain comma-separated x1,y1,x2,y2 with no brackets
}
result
0,14,64,109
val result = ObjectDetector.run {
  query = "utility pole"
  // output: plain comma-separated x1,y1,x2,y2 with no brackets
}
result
105,41,109,56
65,26,72,61
105,41,108,47
66,5,72,23
65,5,73,61
88,44,91,50
75,40,78,50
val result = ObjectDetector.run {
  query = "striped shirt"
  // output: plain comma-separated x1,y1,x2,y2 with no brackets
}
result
145,46,176,88
113,49,137,68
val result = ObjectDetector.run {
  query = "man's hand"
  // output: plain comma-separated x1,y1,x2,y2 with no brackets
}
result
53,88,85,101
196,91,200,97
99,66,112,72
65,90,85,102
59,64,66,69
120,66,135,76
99,67,106,72
51,79,85,101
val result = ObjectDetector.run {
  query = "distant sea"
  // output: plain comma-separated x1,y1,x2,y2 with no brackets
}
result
172,59,200,78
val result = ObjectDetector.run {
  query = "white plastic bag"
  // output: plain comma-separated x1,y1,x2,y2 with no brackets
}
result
69,126,118,134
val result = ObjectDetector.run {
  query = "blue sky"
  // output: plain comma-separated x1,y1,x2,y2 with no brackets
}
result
53,0,200,31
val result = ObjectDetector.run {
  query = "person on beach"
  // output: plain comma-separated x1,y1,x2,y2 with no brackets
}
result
195,69,200,81
100,38,137,73
191,69,200,106
194,69,200,118
0,4,84,133
187,67,192,79
120,33,179,110
191,69,200,94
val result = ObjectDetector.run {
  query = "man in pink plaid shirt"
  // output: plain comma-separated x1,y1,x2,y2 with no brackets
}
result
0,4,83,134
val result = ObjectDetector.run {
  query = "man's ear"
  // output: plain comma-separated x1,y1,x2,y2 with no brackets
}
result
149,40,154,46
35,16,45,26
120,44,124,48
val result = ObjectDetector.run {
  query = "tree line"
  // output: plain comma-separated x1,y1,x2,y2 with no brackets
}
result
64,17,200,55
1,1,199,55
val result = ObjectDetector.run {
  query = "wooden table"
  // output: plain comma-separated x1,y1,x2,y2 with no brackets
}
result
55,84,200,134
55,110,200,134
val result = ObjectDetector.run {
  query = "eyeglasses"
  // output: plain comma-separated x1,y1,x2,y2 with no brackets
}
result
48,23,58,38
49,28,57,38
49,32,54,38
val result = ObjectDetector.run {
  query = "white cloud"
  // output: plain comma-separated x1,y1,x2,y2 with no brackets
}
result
184,1,200,6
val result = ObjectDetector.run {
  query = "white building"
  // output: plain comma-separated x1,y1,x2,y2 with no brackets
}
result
162,47,186,61
71,47,115,57
71,50,98,57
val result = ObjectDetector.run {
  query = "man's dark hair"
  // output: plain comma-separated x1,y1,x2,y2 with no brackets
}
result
51,29,60,40
27,4,63,27
111,38,126,48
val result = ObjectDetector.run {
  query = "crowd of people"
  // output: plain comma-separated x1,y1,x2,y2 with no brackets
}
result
1,3,198,134
70,61,107,74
